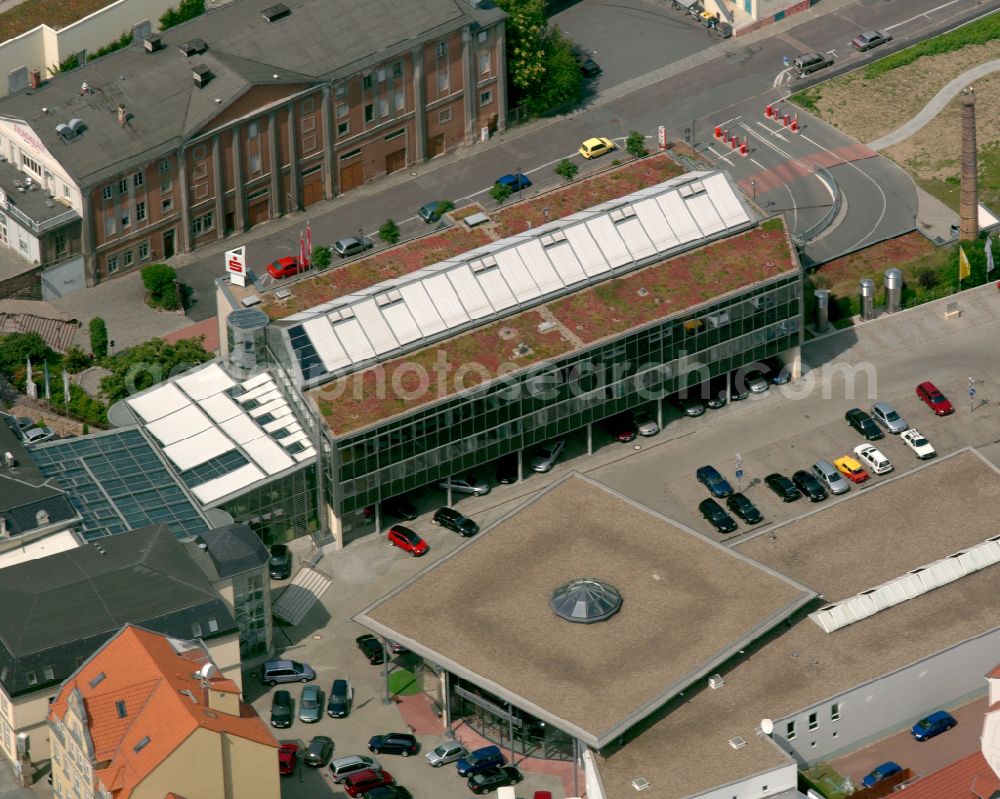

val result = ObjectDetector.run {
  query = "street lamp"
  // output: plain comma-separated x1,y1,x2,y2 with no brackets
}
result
751,180,756,201
543,207,549,224
517,165,523,199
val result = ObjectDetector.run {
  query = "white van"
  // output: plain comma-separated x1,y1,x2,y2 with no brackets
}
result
329,754,382,782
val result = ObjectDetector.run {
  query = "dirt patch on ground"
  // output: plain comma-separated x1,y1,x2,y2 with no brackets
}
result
799,43,1000,143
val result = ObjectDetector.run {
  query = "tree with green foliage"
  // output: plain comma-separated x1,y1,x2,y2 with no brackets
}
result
160,0,205,29
64,346,91,373
0,332,51,374
312,245,332,269
555,158,578,182
89,318,108,359
379,219,400,245
93,30,133,59
490,182,513,206
51,53,81,74
142,264,179,310
626,131,648,159
100,337,212,403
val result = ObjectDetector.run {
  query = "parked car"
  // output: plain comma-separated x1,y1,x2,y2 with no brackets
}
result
344,768,395,797
854,444,893,475
901,428,936,459
845,408,883,440
267,256,303,279
334,236,375,258
604,414,637,442
298,684,323,723
327,678,352,718
911,710,957,741
457,745,506,777
433,506,479,536
278,742,300,776
704,378,728,409
871,401,907,433
762,357,791,385
765,472,801,502
426,740,469,767
916,381,954,415
270,690,293,728
368,732,418,756
812,460,850,495
387,525,429,556
469,766,523,795
530,439,565,472
438,474,490,496
745,370,769,394
366,788,413,799
578,137,616,159
329,755,382,783
861,761,902,788
495,173,532,191
726,493,763,524
852,30,892,51
496,453,519,484
22,426,55,444
382,496,417,521
418,201,450,223
793,51,834,76
696,465,733,498
728,372,750,400
791,470,827,502
268,544,292,580
261,659,315,686
632,410,660,436
304,736,334,767
699,498,737,533
580,58,602,78
834,455,869,484
677,396,706,416
356,634,385,665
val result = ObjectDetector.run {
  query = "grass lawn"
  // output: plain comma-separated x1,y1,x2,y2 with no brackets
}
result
915,140,1000,214
801,763,851,799
388,669,421,696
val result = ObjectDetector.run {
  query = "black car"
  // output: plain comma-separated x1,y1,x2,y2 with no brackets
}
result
729,372,750,400
368,732,418,756
469,766,523,795
270,689,293,728
580,58,602,78
305,735,335,766
698,498,738,534
496,453,519,484
366,788,413,799
433,506,479,537
356,634,385,665
726,493,763,524
845,408,884,441
764,472,800,502
704,378,728,409
792,470,828,502
327,678,351,718
382,496,417,521
268,544,292,580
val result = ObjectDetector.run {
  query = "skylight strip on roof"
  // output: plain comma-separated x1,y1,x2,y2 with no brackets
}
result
632,197,680,251
303,316,351,372
399,283,449,337
191,463,267,504
127,383,189,423
251,398,287,418
495,249,540,302
243,436,295,475
219,414,263,445
352,299,400,356
616,217,657,261
239,382,280,402
292,448,316,462
564,226,612,278
263,417,299,433
241,372,274,391
446,267,494,320
280,431,309,446
163,428,235,471
656,192,701,243
422,274,469,329
546,242,588,286
198,393,243,424
476,268,518,313
175,362,236,400
702,172,750,227
333,318,377,363
686,192,726,236
146,404,214,446
516,240,565,295
382,302,423,347
586,216,632,269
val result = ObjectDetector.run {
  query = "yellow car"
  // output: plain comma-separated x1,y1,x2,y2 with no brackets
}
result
579,137,616,159
833,455,869,484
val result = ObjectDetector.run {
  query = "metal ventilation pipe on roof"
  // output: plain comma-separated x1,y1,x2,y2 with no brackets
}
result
813,289,830,333
859,278,875,321
884,268,903,313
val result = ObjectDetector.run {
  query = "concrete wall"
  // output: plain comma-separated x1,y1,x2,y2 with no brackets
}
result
689,761,797,799
41,254,85,299
773,625,1000,765
208,632,244,692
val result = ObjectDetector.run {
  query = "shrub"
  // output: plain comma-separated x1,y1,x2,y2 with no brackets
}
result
789,89,821,112
0,332,50,376
312,245,332,269
625,131,647,159
141,264,179,310
93,30,133,59
490,182,513,206
915,267,940,290
64,346,91,373
160,0,205,29
378,219,401,245
89,318,108,359
555,158,579,182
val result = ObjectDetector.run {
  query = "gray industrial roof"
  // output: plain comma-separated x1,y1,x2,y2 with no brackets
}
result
0,0,503,186
197,522,268,578
0,522,235,697
356,472,814,748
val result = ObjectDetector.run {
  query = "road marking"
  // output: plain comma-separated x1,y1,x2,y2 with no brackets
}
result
885,0,961,31
717,115,742,128
772,69,794,88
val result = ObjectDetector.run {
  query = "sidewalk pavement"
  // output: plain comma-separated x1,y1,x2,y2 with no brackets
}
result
915,185,960,244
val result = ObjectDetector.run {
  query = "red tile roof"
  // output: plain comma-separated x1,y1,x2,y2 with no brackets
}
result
988,664,1000,679
49,624,275,799
896,751,1000,799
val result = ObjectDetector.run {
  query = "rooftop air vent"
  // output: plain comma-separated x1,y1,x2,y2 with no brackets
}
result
550,578,622,624
144,34,163,53
68,118,85,136
630,778,650,792
273,288,291,300
708,674,724,690
56,123,72,139
178,39,208,57
192,65,212,88
261,3,290,21
728,736,747,750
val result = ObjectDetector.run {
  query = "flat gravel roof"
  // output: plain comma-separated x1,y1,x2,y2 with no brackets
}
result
358,474,813,746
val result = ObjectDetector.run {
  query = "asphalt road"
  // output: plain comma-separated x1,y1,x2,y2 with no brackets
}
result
174,0,1000,319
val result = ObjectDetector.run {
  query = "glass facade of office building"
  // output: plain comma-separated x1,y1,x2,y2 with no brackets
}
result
219,466,318,545
332,271,802,515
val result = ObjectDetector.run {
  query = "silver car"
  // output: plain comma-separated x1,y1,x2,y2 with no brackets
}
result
334,236,375,258
632,410,659,437
530,439,565,472
299,684,323,723
22,426,55,444
438,475,490,496
426,740,468,767
871,402,907,434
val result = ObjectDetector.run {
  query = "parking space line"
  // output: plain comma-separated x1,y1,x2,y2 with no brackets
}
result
885,0,961,31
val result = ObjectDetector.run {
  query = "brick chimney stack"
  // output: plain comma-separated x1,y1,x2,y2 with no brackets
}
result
960,87,978,241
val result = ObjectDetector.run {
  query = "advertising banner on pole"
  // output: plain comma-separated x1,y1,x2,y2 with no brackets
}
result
225,246,246,287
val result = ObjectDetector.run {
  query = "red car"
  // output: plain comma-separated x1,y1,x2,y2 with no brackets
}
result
278,743,300,776
916,381,954,416
604,414,637,442
344,768,394,797
387,525,428,556
267,256,304,279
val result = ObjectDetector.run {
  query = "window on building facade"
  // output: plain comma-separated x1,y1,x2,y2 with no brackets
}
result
437,69,449,94
207,618,219,633
123,250,132,267
115,701,126,718
336,103,349,118
439,107,452,124
480,90,493,105
340,148,361,162
786,721,795,740
162,197,173,212
336,83,347,99
121,211,129,228
191,212,214,235
436,41,447,58
377,67,386,82
136,201,146,222
25,671,37,686
139,242,149,260
394,90,404,112
21,154,41,176
105,215,115,236
338,121,350,136
301,97,315,114
379,96,389,118
248,153,261,173
808,712,818,731
107,256,118,273
133,172,144,187
831,703,840,721
192,622,203,637
479,51,491,75
362,74,372,89
364,104,374,123
102,186,112,201
43,666,54,681
393,61,402,78
159,159,170,174
54,230,67,256
118,178,128,194
62,184,70,198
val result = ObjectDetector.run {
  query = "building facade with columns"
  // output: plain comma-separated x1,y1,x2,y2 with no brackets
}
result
0,0,506,291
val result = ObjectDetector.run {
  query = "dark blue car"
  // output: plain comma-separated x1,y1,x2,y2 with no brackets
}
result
911,710,956,741
696,465,733,498
496,173,532,191
861,761,901,788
